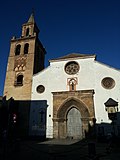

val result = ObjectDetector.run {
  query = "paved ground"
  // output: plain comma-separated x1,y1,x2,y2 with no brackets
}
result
0,138,120,160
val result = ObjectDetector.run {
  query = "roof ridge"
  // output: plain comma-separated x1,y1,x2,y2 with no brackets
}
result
49,53,96,62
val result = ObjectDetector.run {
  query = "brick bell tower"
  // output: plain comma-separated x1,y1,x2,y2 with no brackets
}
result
4,13,46,100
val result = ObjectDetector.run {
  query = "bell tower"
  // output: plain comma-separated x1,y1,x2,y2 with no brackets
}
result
4,13,46,100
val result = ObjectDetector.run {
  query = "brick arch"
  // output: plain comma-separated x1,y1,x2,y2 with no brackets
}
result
57,97,90,120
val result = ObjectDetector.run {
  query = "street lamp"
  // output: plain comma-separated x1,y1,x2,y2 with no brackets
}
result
104,98,118,135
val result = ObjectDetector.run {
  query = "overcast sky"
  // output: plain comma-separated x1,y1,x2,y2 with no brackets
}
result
0,0,120,96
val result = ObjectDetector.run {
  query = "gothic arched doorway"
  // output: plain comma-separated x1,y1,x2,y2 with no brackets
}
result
52,90,95,139
67,107,82,139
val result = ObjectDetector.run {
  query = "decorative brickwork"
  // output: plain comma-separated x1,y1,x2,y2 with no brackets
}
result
14,56,27,71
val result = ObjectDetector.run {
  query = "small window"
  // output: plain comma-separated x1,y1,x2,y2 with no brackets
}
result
24,43,29,54
15,74,23,86
26,28,29,36
36,85,45,93
15,44,21,55
101,77,115,89
69,78,77,91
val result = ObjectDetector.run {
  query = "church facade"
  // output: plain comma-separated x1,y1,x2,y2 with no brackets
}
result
30,53,120,139
3,14,120,139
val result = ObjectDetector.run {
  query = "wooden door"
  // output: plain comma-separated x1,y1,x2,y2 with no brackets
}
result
67,107,82,139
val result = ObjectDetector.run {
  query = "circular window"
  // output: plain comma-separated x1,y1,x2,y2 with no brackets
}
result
65,61,79,75
36,85,45,93
101,77,115,89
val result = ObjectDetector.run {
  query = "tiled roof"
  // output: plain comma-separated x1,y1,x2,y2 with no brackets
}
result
104,98,118,106
49,53,96,62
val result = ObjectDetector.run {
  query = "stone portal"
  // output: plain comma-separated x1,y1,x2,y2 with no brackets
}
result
52,90,95,139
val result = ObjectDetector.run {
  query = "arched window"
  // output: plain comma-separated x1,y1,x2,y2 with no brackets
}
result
15,74,23,86
26,28,29,36
68,78,77,91
24,43,29,54
15,44,21,55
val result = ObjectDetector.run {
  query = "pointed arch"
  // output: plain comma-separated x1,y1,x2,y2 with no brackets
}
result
57,97,90,119
67,107,82,138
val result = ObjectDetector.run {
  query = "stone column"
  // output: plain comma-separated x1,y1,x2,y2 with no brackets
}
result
58,118,67,139
52,118,59,139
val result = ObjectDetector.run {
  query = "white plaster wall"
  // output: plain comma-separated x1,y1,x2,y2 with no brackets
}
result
94,62,120,127
31,57,96,138
31,67,54,137
31,56,120,137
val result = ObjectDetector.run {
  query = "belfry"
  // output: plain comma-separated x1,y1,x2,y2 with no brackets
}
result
4,13,46,100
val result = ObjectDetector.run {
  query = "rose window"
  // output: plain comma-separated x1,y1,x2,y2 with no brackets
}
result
65,61,79,75
101,77,115,89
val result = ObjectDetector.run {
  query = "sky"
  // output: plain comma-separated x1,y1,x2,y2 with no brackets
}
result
0,0,120,96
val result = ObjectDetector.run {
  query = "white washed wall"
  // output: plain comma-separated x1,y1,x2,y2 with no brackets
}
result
94,62,120,125
31,56,120,137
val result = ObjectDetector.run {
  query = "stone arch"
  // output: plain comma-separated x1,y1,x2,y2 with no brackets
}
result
54,97,90,139
52,90,95,139
57,97,90,120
